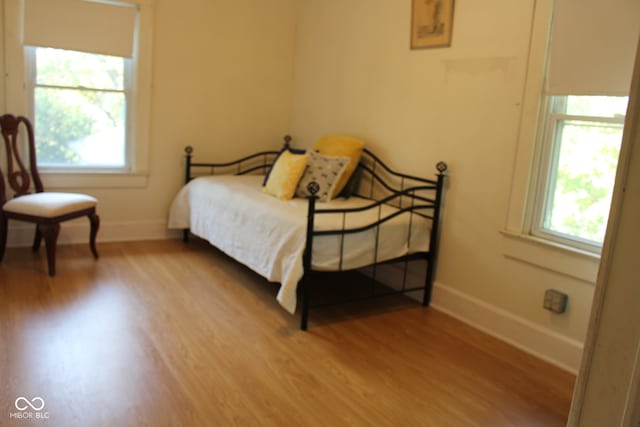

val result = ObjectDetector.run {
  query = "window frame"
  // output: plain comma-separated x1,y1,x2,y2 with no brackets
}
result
502,0,601,283
529,95,627,253
2,0,154,189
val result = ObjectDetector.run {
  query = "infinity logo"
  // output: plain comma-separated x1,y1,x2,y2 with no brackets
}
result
14,397,45,411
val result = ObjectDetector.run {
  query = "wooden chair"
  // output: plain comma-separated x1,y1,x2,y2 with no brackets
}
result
0,114,99,276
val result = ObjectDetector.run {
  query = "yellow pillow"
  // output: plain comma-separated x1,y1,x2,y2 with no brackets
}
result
263,150,309,200
312,135,365,198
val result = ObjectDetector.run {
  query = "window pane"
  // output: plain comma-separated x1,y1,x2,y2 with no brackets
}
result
554,96,628,118
36,47,124,90
544,119,623,244
35,87,125,167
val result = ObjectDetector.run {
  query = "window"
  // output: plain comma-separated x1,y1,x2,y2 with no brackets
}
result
525,0,638,253
2,0,154,186
503,0,638,264
21,0,138,172
29,47,130,169
532,96,628,251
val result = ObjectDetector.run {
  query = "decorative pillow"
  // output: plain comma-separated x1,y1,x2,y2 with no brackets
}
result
263,146,306,186
263,150,309,200
312,135,365,198
296,150,350,202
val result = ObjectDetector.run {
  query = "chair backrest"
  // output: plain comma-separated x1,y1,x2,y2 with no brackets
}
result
0,114,44,205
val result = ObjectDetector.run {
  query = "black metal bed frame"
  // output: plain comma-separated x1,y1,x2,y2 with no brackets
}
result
182,135,447,330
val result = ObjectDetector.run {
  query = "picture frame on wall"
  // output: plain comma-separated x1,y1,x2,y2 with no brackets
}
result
411,0,455,49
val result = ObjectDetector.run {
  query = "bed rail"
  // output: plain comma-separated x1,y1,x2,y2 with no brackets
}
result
184,135,293,182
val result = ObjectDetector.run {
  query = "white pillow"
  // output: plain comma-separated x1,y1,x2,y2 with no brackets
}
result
295,150,350,202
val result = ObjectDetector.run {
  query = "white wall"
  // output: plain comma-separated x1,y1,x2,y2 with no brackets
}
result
289,0,594,370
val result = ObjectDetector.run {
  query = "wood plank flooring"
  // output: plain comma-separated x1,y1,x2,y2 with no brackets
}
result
0,239,575,426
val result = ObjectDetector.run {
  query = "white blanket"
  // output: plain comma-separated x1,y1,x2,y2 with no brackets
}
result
168,175,430,314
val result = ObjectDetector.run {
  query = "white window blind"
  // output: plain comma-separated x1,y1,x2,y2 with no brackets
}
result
24,0,137,58
546,0,640,96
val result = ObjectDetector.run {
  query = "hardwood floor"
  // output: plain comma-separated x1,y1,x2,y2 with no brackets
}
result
0,239,575,426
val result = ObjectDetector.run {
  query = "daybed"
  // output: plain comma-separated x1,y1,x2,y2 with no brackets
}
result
168,135,447,329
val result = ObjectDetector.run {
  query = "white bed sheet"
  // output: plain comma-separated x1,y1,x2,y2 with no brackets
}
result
168,175,430,314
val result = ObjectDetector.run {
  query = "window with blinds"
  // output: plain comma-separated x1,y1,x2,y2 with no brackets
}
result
530,0,638,251
23,0,138,170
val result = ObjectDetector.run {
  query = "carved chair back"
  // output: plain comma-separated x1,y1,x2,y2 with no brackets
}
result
0,114,45,206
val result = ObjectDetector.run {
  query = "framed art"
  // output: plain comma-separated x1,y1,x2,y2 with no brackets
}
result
411,0,455,49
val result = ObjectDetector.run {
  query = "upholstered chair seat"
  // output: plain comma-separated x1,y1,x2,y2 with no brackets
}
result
3,193,98,218
1,114,100,276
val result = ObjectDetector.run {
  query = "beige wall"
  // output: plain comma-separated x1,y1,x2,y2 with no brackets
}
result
0,3,4,111
132,0,298,222
289,0,595,348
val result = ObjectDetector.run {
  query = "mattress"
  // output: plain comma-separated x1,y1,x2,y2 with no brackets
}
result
168,175,430,314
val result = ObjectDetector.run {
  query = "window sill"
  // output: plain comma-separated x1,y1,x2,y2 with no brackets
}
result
41,171,148,189
500,230,600,284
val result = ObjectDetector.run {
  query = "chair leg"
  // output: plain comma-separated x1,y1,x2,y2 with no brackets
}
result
32,225,42,252
39,222,60,277
0,215,7,263
88,212,100,259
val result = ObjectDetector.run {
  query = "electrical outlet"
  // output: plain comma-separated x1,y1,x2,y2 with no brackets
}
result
544,289,568,314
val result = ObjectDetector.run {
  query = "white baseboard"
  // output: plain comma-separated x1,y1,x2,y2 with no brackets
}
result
431,282,584,374
6,219,181,247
